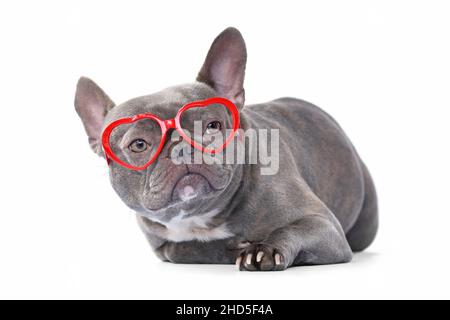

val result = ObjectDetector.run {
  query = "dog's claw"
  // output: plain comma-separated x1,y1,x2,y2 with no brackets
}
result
256,251,264,262
236,244,287,271
245,253,253,265
235,256,242,268
274,253,281,265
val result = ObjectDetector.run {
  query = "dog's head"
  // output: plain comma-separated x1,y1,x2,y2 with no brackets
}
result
74,27,247,222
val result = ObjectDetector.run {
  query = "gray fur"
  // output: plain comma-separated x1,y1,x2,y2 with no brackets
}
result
74,27,378,271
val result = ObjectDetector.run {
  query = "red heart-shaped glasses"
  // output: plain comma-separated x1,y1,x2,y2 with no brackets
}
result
101,97,240,170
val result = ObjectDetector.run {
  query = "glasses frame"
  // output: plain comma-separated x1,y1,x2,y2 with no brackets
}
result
101,97,240,171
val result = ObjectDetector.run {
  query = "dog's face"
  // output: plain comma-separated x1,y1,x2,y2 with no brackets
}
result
75,28,247,222
102,83,237,220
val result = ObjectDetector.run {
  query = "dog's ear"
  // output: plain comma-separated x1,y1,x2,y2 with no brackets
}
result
74,77,115,156
197,27,247,109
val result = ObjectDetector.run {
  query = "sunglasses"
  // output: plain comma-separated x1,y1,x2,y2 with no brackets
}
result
101,97,240,171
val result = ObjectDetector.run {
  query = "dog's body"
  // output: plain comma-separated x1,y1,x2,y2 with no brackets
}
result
75,28,378,271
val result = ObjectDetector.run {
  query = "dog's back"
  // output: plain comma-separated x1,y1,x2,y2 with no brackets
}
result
244,97,378,251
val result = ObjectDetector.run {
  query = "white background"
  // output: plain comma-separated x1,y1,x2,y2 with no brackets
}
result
0,0,449,299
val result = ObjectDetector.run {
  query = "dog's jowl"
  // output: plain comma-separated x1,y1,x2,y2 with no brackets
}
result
74,27,378,271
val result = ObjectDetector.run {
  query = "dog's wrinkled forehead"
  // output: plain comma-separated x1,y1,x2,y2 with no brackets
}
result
105,82,216,124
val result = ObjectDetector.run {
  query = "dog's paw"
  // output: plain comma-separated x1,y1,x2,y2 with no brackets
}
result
235,243,287,271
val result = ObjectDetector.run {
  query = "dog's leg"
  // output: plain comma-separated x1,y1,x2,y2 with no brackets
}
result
155,239,238,265
237,213,352,271
137,215,239,264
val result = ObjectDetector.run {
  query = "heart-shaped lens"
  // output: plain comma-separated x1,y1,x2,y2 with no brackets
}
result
179,102,236,152
107,118,163,168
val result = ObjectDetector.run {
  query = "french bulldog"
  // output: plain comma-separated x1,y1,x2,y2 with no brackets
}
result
74,27,378,271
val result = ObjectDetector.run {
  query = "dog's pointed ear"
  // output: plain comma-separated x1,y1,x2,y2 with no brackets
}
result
197,27,247,109
74,77,115,156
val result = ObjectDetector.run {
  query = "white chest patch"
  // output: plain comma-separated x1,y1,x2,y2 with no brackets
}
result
159,209,233,243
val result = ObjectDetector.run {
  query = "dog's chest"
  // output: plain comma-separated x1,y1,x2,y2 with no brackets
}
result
160,210,233,242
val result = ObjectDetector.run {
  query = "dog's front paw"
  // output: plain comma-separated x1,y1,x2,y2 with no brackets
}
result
236,243,287,271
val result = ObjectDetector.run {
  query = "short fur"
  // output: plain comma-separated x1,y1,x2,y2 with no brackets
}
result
74,27,378,271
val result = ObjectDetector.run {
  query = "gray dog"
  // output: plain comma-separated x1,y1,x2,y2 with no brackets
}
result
74,27,378,271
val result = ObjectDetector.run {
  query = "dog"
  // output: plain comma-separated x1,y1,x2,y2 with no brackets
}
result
74,27,378,271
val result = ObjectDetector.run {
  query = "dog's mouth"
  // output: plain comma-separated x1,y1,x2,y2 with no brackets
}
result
139,165,232,215
171,173,213,203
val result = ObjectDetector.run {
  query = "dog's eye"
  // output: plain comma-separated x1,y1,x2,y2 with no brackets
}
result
129,139,149,153
206,120,222,134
